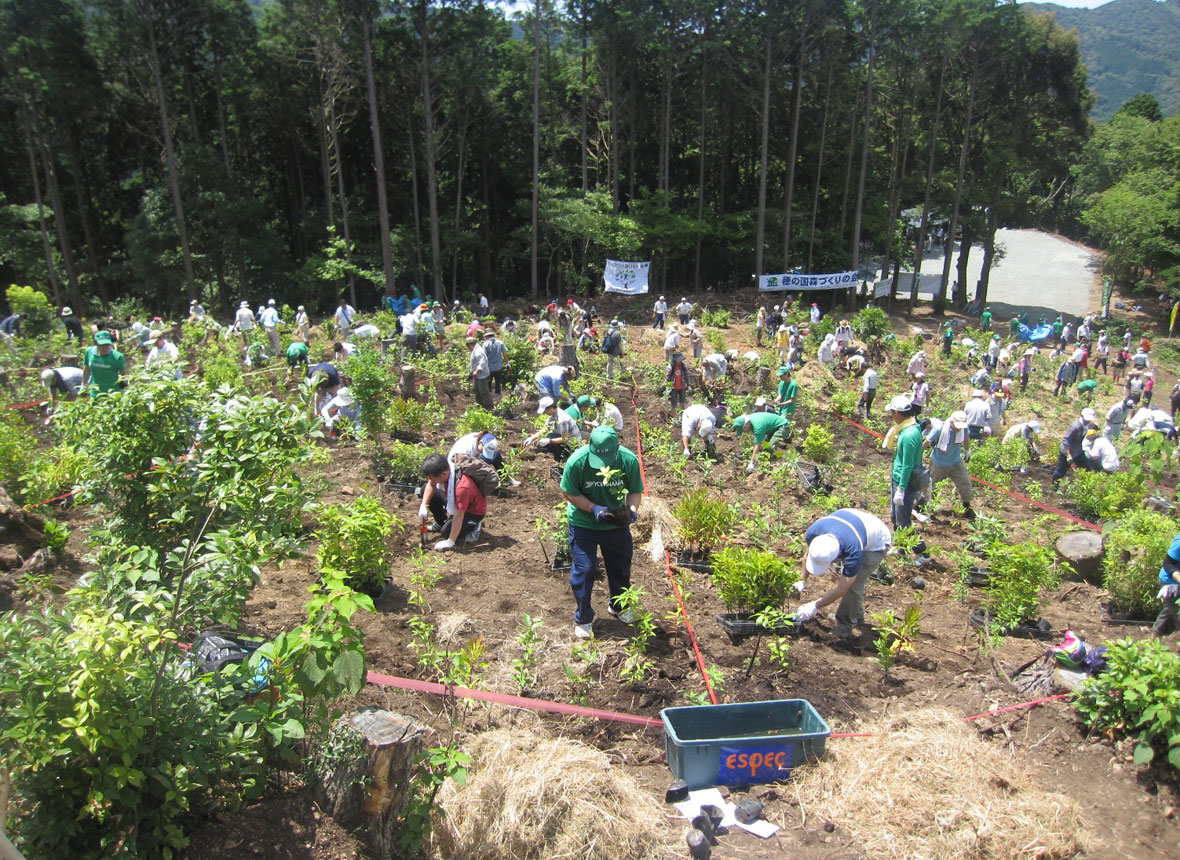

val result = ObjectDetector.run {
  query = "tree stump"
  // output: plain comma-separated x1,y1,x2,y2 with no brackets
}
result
379,338,398,358
560,343,580,377
316,709,428,860
0,489,44,547
754,366,771,391
1056,531,1105,584
397,366,417,400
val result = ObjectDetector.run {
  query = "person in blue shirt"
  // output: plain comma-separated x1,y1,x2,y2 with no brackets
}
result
924,411,975,519
535,364,575,401
1153,531,1180,638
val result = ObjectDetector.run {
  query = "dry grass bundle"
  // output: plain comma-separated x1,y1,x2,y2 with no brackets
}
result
434,729,668,860
793,708,1087,860
795,359,837,397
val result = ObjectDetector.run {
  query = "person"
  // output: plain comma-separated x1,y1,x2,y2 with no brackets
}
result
1082,424,1119,472
755,306,766,346
986,334,1001,371
775,366,797,418
675,298,693,325
981,306,992,331
887,394,929,561
1127,405,1178,441
1126,369,1145,404
834,319,853,351
535,364,574,402
1003,419,1042,462
1122,328,1133,351
1052,315,1064,343
925,411,975,518
537,327,556,355
774,324,790,361
465,336,493,409
793,509,892,639
1061,321,1074,347
817,332,837,366
333,341,357,361
419,453,486,551
941,323,953,357
1105,398,1134,440
733,410,790,475
700,352,728,385
398,308,420,353
910,372,929,412
809,302,821,324
987,385,1008,436
667,352,690,408
479,329,507,396
526,396,580,460
353,322,381,339
907,349,926,377
1152,530,1180,638
145,330,182,378
969,364,991,390
0,312,23,345
293,305,310,341
663,325,682,362
1171,383,1180,422
233,300,255,342
320,386,361,436
60,307,84,343
306,359,340,415
432,302,446,349
82,330,126,397
1132,347,1151,371
285,338,309,376
963,389,990,440
560,425,645,639
1094,332,1109,375
602,320,625,381
334,299,356,339
260,299,281,356
688,321,704,360
1144,372,1156,406
188,298,206,320
563,394,599,435
466,315,485,339
1052,407,1097,481
859,364,879,418
652,295,667,329
597,400,625,433
680,403,719,457
1017,348,1034,391
40,365,83,420
478,293,489,315
1112,347,1128,384
844,351,867,377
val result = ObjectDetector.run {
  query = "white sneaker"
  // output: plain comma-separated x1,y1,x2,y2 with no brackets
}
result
682,447,690,457
574,622,594,639
465,523,482,544
508,478,522,488
608,606,635,624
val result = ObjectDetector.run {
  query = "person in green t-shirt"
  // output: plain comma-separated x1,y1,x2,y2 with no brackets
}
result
887,393,929,562
980,306,992,331
733,410,789,474
775,365,798,417
559,425,645,640
1009,315,1021,336
564,394,599,434
82,330,126,396
286,338,309,374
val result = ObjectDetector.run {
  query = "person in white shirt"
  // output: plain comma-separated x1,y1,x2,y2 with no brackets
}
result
910,372,929,409
986,334,1002,370
1003,420,1042,462
1132,348,1151,371
146,330,182,378
333,341,357,361
334,299,356,338
817,333,836,366
597,401,625,433
652,296,668,330
675,298,693,325
399,311,419,352
963,389,992,440
663,326,682,362
907,350,926,377
353,323,381,339
294,305,310,340
680,403,719,457
809,303,821,324
859,366,879,417
525,396,581,460
688,320,704,359
701,353,728,382
834,319,853,351
478,293,489,314
320,387,360,436
1082,425,1120,472
233,300,255,343
260,299,281,356
188,299,206,320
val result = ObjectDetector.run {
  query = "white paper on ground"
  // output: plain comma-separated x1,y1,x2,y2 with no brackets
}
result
672,788,779,838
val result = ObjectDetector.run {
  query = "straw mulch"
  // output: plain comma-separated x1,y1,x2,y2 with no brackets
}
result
434,729,668,860
793,709,1088,860
795,359,838,398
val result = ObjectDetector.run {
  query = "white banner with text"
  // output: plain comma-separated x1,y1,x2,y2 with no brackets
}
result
758,270,859,291
603,260,651,295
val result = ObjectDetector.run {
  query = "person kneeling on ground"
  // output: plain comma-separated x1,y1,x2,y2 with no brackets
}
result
560,426,645,640
733,410,789,475
793,508,893,640
1082,424,1119,473
320,387,360,438
419,453,487,551
525,396,581,461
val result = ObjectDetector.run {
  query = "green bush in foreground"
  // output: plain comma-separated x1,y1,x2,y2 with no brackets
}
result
1103,509,1179,616
710,545,799,614
1064,470,1144,520
317,496,400,595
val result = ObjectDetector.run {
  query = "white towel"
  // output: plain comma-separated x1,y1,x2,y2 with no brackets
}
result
936,420,965,453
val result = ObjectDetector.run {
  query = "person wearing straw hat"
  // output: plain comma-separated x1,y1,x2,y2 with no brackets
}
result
82,330,125,397
188,298,206,321
834,318,852,351
560,425,645,639
1052,407,1097,481
688,319,703,359
792,508,892,637
675,298,693,325
925,411,975,519
60,307,84,343
663,324,683,362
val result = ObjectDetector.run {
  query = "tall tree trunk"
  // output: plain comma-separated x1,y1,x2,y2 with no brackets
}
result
954,224,972,306
36,125,81,307
754,28,773,280
938,68,977,306
838,69,861,240
694,40,708,292
318,78,335,228
451,111,467,291
807,65,834,272
881,104,912,314
144,0,196,296
975,185,1001,307
530,0,541,299
66,129,110,305
419,1,444,300
608,47,619,213
580,5,589,195
406,108,426,291
23,116,61,304
849,17,876,283
363,15,395,297
781,51,803,271
328,100,357,306
909,50,949,307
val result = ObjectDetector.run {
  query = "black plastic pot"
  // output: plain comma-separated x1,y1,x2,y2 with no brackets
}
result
963,567,992,588
389,430,422,443
1100,603,1156,626
675,550,713,573
969,607,1053,640
385,479,419,496
716,612,802,644
551,556,572,573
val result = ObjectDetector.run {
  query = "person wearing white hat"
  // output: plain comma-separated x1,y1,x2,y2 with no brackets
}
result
1052,407,1098,480
963,389,991,439
675,298,693,325
188,298,206,320
680,403,720,457
40,365,83,421
145,329,182,378
817,332,837,366
925,411,975,518
320,385,360,436
294,305,310,340
986,333,1002,371
1003,420,1042,462
755,306,767,346
663,325,682,362
792,508,892,637
906,349,926,377
233,300,255,342
524,396,580,460
60,307,84,343
334,298,356,339
652,295,667,330
1082,423,1120,473
688,319,703,359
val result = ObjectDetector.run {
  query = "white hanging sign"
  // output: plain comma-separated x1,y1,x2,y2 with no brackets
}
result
758,270,859,291
603,260,651,295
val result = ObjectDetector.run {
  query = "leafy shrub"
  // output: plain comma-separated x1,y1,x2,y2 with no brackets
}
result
6,283,55,336
383,440,434,482
851,305,889,340
42,519,70,555
344,344,398,444
1075,637,1180,770
1103,509,1179,615
830,388,858,418
982,541,1058,627
0,408,38,501
801,423,835,463
388,396,428,435
317,496,400,595
700,307,731,328
710,545,799,613
672,488,737,551
501,333,539,387
455,404,506,439
199,346,244,391
1064,470,1145,519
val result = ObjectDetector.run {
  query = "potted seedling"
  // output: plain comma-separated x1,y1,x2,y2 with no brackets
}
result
536,501,572,572
672,488,737,572
710,546,801,641
971,541,1057,639
381,440,432,496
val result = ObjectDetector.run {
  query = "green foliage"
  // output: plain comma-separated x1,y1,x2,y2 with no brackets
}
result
1103,510,1179,615
1123,431,1175,484
801,422,835,464
1064,469,1145,519
871,604,922,681
343,344,397,444
710,545,799,613
42,518,70,555
5,283,55,335
511,614,544,691
387,396,429,435
982,541,1058,628
316,496,399,596
0,407,38,501
383,440,434,482
454,404,506,439
199,348,244,391
501,333,539,387
616,585,656,683
751,607,793,672
700,307,731,328
830,388,858,418
1074,638,1180,771
851,305,889,340
672,488,737,551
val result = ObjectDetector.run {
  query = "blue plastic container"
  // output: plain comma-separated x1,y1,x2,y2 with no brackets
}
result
660,698,830,789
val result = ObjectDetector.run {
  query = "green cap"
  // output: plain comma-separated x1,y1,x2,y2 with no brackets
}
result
576,394,595,408
732,415,747,433
777,365,791,376
588,425,620,469
93,331,113,345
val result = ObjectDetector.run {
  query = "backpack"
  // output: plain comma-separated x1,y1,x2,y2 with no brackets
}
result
602,331,618,355
452,452,501,497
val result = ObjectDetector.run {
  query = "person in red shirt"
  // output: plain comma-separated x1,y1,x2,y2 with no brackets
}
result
666,352,691,408
421,453,487,551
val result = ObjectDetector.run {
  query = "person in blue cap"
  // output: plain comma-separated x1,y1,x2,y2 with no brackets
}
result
559,425,645,640
1154,530,1180,638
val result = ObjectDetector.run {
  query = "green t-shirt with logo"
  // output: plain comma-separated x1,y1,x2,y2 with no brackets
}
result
981,310,992,329
560,444,645,530
778,379,798,416
747,411,787,443
84,346,126,395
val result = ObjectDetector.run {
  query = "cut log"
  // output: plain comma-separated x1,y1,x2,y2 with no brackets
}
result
754,366,771,391
379,338,398,358
1055,531,1104,585
316,709,428,860
397,366,417,400
0,488,44,546
560,343,579,377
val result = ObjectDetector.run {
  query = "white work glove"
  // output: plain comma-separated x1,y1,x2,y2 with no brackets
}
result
794,601,818,623
418,504,429,521
682,447,691,457
892,487,906,507
433,539,455,552
1159,584,1179,600
746,462,756,475
792,580,806,594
